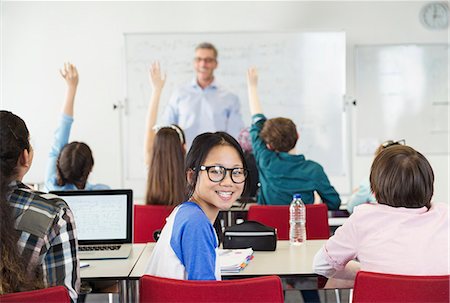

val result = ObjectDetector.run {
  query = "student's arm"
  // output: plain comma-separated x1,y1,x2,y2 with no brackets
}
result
247,67,263,116
60,63,78,117
315,166,341,210
45,63,78,190
247,68,273,164
43,206,80,303
144,61,166,166
347,178,375,214
179,219,218,280
313,214,359,280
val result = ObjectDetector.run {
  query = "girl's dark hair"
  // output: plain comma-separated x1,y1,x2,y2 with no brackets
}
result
146,126,186,206
370,145,434,209
56,141,94,189
185,132,250,200
0,110,43,293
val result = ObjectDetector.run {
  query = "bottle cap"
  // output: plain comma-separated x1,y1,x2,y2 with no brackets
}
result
293,193,302,199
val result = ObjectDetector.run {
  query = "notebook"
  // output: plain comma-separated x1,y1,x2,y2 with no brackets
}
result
219,248,254,273
51,189,133,260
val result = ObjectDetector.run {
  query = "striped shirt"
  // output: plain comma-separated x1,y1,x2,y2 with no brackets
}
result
8,181,80,302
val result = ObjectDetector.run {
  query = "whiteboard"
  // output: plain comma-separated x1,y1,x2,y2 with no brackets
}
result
123,32,348,196
355,44,449,155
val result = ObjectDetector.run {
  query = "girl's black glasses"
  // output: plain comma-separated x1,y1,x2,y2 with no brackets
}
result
198,165,248,184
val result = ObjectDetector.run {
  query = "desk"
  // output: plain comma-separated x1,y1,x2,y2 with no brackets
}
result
92,240,326,301
223,240,326,278
130,240,326,299
131,240,326,278
80,244,145,303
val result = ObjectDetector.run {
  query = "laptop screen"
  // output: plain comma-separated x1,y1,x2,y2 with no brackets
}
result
51,190,133,245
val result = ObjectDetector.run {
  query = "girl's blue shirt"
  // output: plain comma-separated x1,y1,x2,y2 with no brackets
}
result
45,114,109,191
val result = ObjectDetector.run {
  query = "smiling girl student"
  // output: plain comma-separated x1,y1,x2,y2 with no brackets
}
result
45,63,109,191
145,132,249,280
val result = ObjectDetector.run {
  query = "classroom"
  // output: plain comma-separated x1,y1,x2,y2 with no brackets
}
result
1,1,449,303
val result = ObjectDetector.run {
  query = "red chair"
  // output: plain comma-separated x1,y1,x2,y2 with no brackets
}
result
352,271,450,303
247,204,329,240
139,274,284,303
134,205,174,243
0,286,70,303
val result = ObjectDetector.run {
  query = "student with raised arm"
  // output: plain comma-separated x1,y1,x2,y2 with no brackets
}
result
145,132,249,280
144,61,186,206
246,68,341,209
45,63,109,191
0,111,80,302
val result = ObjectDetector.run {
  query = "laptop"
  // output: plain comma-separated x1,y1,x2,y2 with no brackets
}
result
51,189,133,260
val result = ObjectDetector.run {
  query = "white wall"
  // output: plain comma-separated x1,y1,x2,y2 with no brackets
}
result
2,1,448,203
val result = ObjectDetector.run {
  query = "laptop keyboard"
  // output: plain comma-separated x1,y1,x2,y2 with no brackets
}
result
79,245,121,251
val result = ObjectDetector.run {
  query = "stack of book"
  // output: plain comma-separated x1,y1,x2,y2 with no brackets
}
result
219,248,254,273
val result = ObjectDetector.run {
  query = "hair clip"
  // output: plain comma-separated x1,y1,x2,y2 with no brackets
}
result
152,124,185,145
382,139,406,148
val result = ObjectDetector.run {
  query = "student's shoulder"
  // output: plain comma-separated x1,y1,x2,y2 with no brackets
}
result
85,183,110,190
12,186,70,214
301,157,326,172
175,202,211,228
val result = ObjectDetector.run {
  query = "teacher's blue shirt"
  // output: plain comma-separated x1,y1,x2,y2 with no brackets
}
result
163,78,244,147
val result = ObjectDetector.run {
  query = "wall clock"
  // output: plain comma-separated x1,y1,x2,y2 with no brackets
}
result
420,2,449,30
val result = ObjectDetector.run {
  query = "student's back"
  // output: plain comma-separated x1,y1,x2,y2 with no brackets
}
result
0,110,80,302
144,62,186,206
246,68,341,209
313,145,449,285
330,202,448,275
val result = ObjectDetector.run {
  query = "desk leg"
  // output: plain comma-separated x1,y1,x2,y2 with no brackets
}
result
118,280,128,303
128,280,139,303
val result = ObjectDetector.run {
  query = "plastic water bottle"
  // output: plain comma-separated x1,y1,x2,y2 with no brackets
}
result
289,193,306,245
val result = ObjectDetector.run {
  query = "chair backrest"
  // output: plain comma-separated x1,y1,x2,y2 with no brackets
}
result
247,204,329,240
353,271,450,303
0,286,70,303
134,204,174,243
139,275,284,303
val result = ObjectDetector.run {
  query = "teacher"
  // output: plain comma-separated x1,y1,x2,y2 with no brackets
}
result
162,42,244,147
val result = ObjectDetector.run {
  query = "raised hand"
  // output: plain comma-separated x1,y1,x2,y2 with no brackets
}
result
149,61,166,92
144,61,166,165
247,67,263,115
59,62,79,89
247,67,258,88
